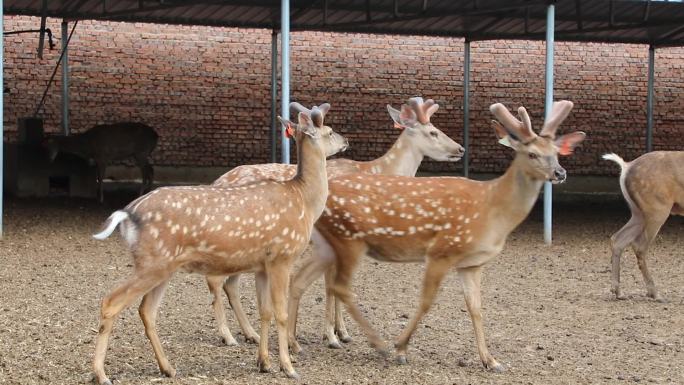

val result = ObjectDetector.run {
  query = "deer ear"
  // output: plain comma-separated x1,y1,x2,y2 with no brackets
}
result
277,116,296,139
555,131,586,156
297,112,320,138
492,120,516,148
387,104,418,130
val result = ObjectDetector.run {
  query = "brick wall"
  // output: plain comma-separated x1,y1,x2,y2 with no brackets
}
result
4,16,683,176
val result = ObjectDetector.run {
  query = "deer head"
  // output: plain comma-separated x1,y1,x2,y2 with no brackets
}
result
490,101,585,184
387,97,464,162
280,109,348,158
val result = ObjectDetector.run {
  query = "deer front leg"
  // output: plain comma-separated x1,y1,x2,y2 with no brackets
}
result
206,275,238,346
334,290,352,343
457,266,504,372
139,280,176,378
394,257,450,365
324,267,343,349
254,271,272,373
95,162,106,203
223,274,260,343
266,260,299,379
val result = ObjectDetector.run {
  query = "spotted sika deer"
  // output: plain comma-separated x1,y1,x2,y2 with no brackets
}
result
90,111,347,384
46,122,158,202
291,101,585,370
602,151,684,301
209,97,464,348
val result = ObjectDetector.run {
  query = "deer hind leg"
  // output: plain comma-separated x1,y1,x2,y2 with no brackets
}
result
330,244,388,355
93,271,170,385
394,257,451,365
287,230,336,352
609,215,644,300
631,208,670,302
457,265,504,372
135,154,154,195
254,271,273,373
266,259,298,379
223,274,260,343
139,279,175,378
206,275,238,346
331,269,352,343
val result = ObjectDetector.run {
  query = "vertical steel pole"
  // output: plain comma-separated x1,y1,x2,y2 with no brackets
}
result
463,40,471,178
281,0,291,164
61,20,70,136
543,3,555,245
271,30,278,162
0,2,4,237
646,45,655,153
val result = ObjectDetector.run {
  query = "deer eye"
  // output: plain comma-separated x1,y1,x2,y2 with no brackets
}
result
430,131,439,138
528,153,539,160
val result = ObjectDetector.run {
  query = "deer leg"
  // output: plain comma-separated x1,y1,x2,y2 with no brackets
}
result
632,209,669,302
93,271,170,385
139,279,176,378
287,230,336,352
324,267,342,349
95,162,106,203
266,260,298,379
610,215,643,300
330,247,388,356
223,274,260,343
206,275,238,346
254,271,273,373
458,265,504,372
135,155,153,195
334,284,351,343
395,257,450,365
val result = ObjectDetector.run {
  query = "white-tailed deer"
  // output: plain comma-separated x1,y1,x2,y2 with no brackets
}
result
90,110,347,384
209,97,464,348
46,122,158,202
287,101,585,371
602,151,684,301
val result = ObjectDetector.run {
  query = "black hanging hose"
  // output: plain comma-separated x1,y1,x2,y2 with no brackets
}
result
34,20,79,116
4,28,55,49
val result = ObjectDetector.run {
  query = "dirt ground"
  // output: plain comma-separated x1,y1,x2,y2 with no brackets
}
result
0,195,682,385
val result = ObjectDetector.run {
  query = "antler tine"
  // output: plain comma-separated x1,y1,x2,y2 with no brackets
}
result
540,100,574,138
424,99,439,121
517,107,536,139
290,102,312,117
317,103,331,118
310,106,324,128
408,97,429,124
489,103,535,142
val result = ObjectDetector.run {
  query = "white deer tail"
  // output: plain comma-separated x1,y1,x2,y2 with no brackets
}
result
93,211,129,240
601,153,627,170
602,153,639,215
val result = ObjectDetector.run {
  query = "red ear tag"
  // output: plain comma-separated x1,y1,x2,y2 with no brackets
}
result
285,124,295,139
558,140,573,156
394,122,404,130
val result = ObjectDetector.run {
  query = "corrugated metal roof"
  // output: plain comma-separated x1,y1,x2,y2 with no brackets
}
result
4,0,684,47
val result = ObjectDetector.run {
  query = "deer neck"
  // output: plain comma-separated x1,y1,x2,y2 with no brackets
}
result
292,137,329,217
487,154,545,232
367,132,423,176
58,135,91,159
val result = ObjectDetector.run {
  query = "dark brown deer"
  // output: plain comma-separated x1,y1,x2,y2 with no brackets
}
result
46,122,158,202
603,151,684,301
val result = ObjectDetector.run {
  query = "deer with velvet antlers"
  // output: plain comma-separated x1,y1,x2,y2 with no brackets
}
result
207,97,464,349
286,101,585,371
90,109,347,384
602,151,684,302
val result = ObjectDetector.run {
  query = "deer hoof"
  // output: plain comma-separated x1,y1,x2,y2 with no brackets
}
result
284,369,300,380
222,337,239,346
327,340,342,349
244,334,260,344
396,355,408,365
99,379,112,385
161,366,177,378
257,358,272,373
336,332,352,343
487,362,506,373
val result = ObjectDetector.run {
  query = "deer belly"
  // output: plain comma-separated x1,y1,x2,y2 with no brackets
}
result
365,240,426,263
